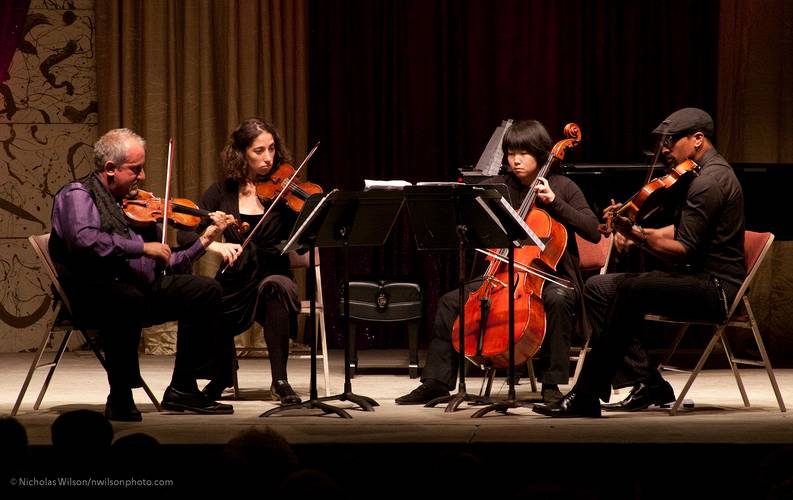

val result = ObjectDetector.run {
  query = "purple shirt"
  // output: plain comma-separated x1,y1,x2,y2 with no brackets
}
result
51,182,205,286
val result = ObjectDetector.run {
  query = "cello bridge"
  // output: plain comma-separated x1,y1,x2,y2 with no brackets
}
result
485,276,507,288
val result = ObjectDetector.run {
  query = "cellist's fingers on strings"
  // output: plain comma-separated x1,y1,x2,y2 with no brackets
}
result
534,176,556,204
602,198,622,219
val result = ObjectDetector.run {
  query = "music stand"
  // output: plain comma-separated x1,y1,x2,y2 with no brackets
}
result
261,190,351,418
275,189,405,416
404,184,532,414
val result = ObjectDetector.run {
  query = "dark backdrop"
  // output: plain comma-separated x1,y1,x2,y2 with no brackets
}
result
307,0,720,350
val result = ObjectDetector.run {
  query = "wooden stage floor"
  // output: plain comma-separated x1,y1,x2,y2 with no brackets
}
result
2,350,792,497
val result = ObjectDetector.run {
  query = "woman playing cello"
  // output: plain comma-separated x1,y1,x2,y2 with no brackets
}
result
396,120,601,405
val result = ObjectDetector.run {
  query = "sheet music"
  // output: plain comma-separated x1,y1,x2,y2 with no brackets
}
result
364,179,411,190
415,181,467,187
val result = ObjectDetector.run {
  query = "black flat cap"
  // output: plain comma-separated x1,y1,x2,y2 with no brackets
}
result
652,107,714,137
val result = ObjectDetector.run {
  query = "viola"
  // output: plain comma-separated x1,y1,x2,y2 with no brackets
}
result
452,123,582,368
123,189,250,234
599,159,699,234
255,163,323,213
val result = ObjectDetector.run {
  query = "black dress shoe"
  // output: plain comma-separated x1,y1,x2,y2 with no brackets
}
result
395,380,450,405
541,386,563,404
202,381,231,401
532,390,601,418
162,386,234,414
105,395,142,422
601,381,676,412
270,380,301,405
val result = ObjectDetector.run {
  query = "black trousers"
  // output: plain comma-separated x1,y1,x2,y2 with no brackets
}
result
420,280,578,389
578,271,730,401
66,274,223,392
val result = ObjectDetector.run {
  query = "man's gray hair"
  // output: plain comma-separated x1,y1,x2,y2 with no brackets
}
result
94,128,146,171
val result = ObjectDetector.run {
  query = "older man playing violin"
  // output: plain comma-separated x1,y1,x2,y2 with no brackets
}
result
533,108,746,418
50,128,238,421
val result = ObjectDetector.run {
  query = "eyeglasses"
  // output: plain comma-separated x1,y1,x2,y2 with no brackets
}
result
660,133,685,150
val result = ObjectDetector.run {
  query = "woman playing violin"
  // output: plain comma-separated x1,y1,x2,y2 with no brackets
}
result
533,108,746,418
182,118,302,404
396,120,601,405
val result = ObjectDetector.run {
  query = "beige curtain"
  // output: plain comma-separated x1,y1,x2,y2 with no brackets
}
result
717,0,793,163
95,0,309,202
95,0,308,353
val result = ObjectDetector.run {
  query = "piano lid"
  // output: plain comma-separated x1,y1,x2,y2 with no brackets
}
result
462,119,513,178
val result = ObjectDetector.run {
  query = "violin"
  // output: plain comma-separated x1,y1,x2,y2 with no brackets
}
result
123,189,250,235
452,123,581,368
221,142,320,274
255,163,323,213
600,159,699,234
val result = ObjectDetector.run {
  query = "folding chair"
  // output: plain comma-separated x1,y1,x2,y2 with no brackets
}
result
12,233,161,416
480,233,613,396
231,248,331,398
649,231,786,415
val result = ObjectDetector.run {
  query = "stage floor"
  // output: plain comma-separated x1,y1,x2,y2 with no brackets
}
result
3,350,791,446
4,350,793,497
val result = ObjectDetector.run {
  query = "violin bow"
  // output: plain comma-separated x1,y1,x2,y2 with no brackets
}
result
643,137,666,186
160,138,176,246
605,135,665,228
220,141,320,274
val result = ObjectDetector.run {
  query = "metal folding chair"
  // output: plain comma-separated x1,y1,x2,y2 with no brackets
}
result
649,231,786,415
13,233,160,416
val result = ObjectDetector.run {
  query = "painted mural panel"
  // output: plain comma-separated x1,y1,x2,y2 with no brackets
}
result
0,1,96,351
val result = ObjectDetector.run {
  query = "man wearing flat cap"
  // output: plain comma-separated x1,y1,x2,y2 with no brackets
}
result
534,107,746,417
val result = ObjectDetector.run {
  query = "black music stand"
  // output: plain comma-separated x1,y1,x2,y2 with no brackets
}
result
404,184,532,414
275,189,405,416
261,190,351,418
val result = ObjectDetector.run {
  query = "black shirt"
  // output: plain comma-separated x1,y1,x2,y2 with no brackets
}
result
481,173,601,338
674,147,746,290
483,173,601,282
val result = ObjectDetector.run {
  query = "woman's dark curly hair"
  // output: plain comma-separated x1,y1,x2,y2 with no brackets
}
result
221,118,293,183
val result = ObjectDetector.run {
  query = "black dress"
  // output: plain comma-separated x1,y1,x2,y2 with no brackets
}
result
190,178,301,384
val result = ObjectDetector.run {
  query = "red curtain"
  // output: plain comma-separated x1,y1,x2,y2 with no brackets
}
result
309,0,720,349
308,0,718,189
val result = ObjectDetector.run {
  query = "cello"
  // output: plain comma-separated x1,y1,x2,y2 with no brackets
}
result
452,123,582,368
